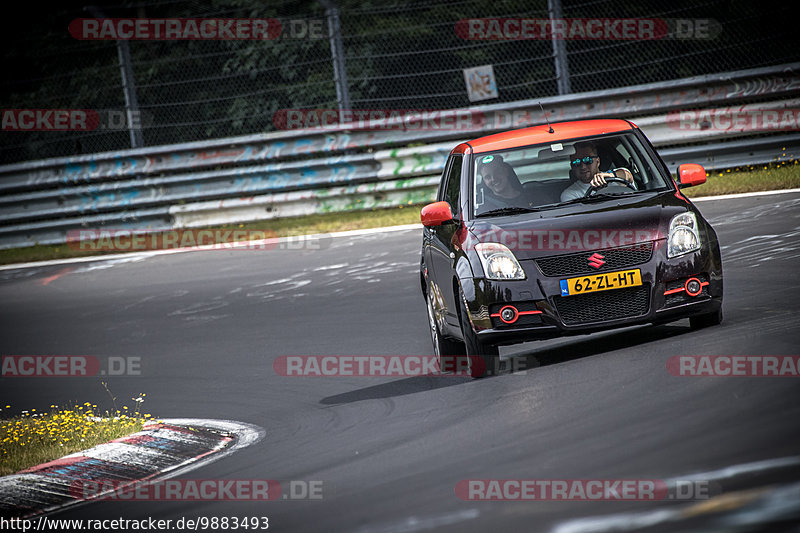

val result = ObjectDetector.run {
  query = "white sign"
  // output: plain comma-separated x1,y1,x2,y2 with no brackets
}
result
464,64,498,102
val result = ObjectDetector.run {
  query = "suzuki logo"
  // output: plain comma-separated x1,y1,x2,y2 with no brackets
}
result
588,253,606,269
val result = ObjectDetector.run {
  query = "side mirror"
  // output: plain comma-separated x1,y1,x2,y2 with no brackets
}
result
677,164,707,188
421,201,455,227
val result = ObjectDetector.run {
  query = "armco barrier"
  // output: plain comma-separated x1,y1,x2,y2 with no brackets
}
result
0,63,799,249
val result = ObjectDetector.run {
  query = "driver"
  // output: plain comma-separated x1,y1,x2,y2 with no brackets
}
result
560,141,635,202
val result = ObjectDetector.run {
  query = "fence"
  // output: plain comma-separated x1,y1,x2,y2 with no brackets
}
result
0,62,798,249
1,0,798,164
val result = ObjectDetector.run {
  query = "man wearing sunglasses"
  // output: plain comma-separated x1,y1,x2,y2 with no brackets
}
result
560,141,635,202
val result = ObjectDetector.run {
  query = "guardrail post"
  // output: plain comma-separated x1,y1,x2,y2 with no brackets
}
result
321,0,351,121
86,6,144,148
116,40,144,149
548,0,571,95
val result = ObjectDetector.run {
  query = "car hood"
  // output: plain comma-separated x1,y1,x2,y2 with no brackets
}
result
465,191,692,260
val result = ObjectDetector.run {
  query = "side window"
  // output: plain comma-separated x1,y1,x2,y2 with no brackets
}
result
441,155,462,214
618,136,656,188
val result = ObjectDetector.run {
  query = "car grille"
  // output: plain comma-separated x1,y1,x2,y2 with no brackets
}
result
535,242,654,277
489,301,542,329
554,285,650,325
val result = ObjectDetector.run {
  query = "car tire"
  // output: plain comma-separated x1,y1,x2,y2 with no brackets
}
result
458,286,499,378
690,308,723,329
427,289,466,373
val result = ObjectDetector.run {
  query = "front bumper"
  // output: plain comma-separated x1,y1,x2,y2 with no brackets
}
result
463,239,723,346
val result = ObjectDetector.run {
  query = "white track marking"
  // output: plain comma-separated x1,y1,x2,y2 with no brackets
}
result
2,191,799,271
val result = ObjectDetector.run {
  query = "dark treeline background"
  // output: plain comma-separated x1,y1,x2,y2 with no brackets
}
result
1,0,797,164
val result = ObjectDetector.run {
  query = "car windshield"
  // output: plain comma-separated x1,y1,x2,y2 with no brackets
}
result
472,132,670,217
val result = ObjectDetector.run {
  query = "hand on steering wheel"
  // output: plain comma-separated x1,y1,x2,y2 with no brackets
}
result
584,174,637,197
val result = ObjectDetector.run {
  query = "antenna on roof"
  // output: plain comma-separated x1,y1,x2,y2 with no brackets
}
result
539,102,554,133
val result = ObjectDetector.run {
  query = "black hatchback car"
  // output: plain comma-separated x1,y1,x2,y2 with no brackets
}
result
420,119,723,377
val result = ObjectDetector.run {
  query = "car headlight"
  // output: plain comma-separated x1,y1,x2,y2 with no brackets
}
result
667,212,701,258
475,243,526,280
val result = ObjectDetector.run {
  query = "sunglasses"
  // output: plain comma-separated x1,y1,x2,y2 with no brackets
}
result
570,155,599,167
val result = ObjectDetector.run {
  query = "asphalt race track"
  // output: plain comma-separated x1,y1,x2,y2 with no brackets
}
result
1,191,799,532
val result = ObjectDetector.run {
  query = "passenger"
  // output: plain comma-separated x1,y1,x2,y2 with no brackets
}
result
560,141,635,202
478,155,535,210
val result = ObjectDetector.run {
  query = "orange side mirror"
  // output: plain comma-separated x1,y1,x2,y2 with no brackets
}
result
677,164,707,188
421,201,455,227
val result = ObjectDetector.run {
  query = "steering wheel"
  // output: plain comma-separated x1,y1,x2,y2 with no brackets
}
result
584,176,637,197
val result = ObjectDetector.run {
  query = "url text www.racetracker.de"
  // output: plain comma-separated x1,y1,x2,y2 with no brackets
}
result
1,516,270,531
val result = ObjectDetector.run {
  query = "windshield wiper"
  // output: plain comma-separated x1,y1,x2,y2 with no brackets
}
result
557,192,629,206
587,191,630,199
476,206,541,218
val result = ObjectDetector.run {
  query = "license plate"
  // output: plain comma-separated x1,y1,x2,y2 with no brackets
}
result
559,269,642,296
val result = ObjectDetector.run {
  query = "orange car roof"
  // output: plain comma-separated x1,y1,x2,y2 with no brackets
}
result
465,119,637,154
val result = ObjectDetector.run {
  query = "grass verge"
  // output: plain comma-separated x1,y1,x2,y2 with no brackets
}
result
0,162,797,266
682,161,799,197
0,399,153,476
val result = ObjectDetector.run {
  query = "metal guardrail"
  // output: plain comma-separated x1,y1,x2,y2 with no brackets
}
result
1,63,799,250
